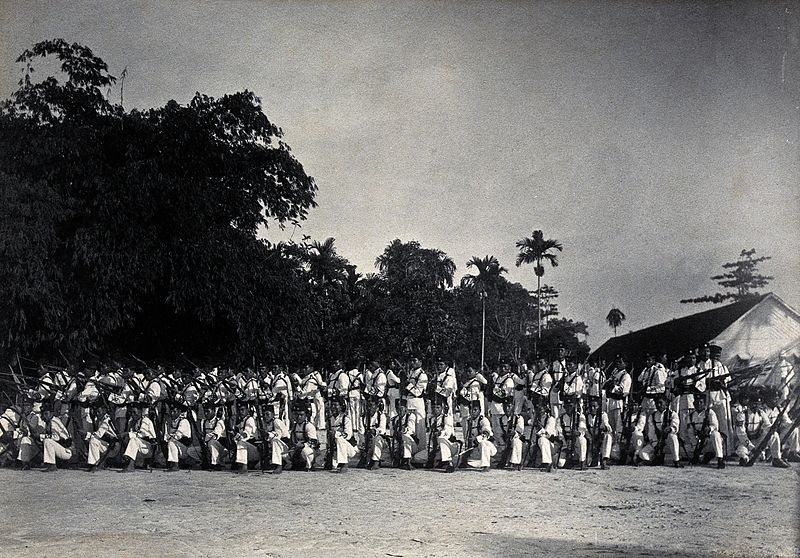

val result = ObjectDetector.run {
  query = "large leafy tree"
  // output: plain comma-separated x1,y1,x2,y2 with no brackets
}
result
681,249,773,304
0,40,318,363
515,230,563,343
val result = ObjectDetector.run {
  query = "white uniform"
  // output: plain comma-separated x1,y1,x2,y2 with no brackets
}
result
639,363,667,413
271,373,293,423
586,409,613,460
329,412,358,467
607,369,631,444
465,414,497,468
459,374,487,420
123,415,157,463
263,417,289,466
235,415,260,465
42,416,73,465
641,408,680,463
406,368,428,447
499,413,525,465
299,373,325,429
536,413,558,466
703,358,732,452
391,411,418,459
290,420,318,469
550,359,566,417
427,412,458,463
347,368,364,435
202,414,227,465
166,415,200,464
362,409,388,462
87,413,120,466
432,367,458,417
687,408,724,459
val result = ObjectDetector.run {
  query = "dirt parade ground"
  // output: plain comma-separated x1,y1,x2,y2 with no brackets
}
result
1,462,797,558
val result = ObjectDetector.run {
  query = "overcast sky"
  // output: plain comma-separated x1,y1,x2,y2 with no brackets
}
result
2,1,798,349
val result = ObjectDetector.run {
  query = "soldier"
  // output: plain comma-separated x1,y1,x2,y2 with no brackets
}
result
261,405,290,474
0,403,24,467
584,359,603,403
40,401,74,472
458,365,487,424
15,401,43,469
560,358,585,405
287,400,318,471
671,350,701,459
533,397,558,472
497,396,525,469
164,406,197,471
360,395,388,470
528,355,553,413
298,364,325,430
432,359,458,418
327,396,357,472
586,398,612,469
704,344,732,456
120,403,157,472
347,362,365,436
643,397,682,468
425,396,458,472
463,399,496,471
639,353,667,414
687,395,725,469
734,394,790,468
201,406,227,470
549,344,568,417
233,404,261,473
386,359,402,420
271,365,293,424
490,360,521,440
556,398,587,470
606,356,631,458
391,398,418,470
405,356,428,450
86,403,120,472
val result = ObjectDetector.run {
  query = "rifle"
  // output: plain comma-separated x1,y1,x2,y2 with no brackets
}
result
323,394,336,470
691,410,712,464
357,407,378,468
425,414,439,468
392,411,406,468
745,398,800,466
652,408,671,465
459,414,474,468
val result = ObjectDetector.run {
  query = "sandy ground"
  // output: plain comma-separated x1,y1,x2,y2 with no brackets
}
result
1,459,797,558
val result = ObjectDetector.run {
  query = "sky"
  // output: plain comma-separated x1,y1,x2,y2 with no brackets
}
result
2,1,798,350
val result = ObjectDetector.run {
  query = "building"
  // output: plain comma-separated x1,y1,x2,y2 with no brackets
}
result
591,293,800,387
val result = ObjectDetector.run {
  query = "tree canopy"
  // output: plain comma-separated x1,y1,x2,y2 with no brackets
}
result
681,249,773,304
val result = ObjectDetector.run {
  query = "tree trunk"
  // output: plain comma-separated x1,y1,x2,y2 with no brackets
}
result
481,294,486,372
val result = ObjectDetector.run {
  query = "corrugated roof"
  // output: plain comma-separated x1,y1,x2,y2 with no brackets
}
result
591,293,770,369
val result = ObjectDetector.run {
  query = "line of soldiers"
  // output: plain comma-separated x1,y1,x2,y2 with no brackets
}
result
1,343,798,474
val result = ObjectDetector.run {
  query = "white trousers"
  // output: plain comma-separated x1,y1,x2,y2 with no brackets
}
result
17,437,39,462
43,439,72,464
268,438,289,465
437,435,460,462
167,440,201,463
538,436,555,465
88,437,119,465
407,397,426,447
123,436,154,462
235,440,260,465
467,437,497,468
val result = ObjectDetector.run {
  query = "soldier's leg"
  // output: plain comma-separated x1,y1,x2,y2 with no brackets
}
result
575,435,587,465
17,436,39,464
87,437,110,466
538,436,552,465
509,437,524,465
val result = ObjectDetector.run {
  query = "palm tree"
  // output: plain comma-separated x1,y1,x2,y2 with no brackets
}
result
305,237,348,286
606,307,626,336
461,256,507,371
515,230,563,343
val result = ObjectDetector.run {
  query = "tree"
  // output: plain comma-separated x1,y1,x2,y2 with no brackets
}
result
375,239,456,290
460,255,507,370
515,230,563,343
681,249,773,304
0,40,318,363
606,307,626,336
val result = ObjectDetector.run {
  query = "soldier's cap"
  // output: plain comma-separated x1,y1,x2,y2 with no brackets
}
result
469,399,482,410
709,344,722,355
40,401,53,413
291,400,311,414
699,343,710,350
502,396,514,406
395,398,408,408
535,353,545,361
436,357,446,364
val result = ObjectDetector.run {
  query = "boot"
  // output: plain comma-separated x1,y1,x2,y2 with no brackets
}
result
540,463,552,473
580,461,588,471
702,452,714,465
368,460,380,471
119,458,135,473
165,462,179,472
401,458,412,471
270,464,283,475
336,463,348,473
87,465,97,473
20,462,31,471
673,461,684,469
444,461,455,473
717,458,725,469
143,458,153,471
772,458,790,469
600,458,608,470
739,457,747,467
236,463,248,474
41,464,57,472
